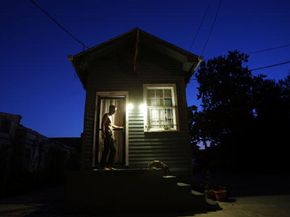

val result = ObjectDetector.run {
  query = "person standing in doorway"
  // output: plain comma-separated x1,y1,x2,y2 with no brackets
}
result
100,105,123,170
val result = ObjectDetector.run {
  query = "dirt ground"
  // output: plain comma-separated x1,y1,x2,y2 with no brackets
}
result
1,193,290,217
194,194,290,217
1,174,290,217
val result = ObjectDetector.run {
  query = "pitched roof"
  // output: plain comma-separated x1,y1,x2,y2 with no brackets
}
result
69,28,202,86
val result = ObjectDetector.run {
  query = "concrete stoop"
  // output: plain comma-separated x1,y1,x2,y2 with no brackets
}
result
65,169,207,214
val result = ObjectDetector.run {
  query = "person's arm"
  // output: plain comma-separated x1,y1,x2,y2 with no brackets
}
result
111,123,123,130
101,114,108,138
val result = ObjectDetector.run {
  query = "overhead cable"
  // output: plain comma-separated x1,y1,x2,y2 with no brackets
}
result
30,0,89,49
250,60,290,71
249,43,290,55
201,0,222,56
189,3,211,51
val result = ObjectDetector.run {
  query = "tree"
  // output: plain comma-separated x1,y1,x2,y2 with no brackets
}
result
190,50,290,173
192,51,254,146
251,75,290,172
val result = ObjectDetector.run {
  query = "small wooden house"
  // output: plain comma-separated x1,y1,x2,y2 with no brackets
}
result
69,28,201,176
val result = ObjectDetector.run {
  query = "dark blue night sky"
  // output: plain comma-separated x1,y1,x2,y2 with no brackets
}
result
1,0,289,137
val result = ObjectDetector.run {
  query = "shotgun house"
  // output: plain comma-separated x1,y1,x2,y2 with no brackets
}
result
69,28,201,176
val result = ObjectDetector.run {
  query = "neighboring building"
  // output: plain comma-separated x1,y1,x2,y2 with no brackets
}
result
0,112,22,195
69,28,202,175
0,112,76,195
50,137,81,170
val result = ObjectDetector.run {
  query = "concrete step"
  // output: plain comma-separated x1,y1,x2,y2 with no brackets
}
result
65,169,207,214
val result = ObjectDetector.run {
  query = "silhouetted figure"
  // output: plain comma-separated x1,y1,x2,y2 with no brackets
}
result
100,105,123,170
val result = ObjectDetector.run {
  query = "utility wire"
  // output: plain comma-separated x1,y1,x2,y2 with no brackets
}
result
30,0,89,49
201,0,222,56
189,3,210,51
249,43,290,55
250,60,290,71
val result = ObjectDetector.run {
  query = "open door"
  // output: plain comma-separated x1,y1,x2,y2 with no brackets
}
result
95,96,126,167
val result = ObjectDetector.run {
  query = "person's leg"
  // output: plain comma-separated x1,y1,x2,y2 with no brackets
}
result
107,137,116,167
100,136,109,167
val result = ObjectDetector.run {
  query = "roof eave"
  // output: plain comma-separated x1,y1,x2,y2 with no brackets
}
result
68,55,87,89
185,56,203,84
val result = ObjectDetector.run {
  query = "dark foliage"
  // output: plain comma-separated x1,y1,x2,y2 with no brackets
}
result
190,51,290,174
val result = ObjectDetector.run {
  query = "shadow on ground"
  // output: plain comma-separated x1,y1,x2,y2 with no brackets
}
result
0,186,222,217
3,173,290,216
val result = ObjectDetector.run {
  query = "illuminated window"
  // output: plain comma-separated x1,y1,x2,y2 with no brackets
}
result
144,84,178,132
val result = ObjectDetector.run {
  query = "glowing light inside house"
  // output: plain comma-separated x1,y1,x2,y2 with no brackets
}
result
139,103,146,113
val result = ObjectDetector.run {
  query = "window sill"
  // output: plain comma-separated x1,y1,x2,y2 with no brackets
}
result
144,129,179,133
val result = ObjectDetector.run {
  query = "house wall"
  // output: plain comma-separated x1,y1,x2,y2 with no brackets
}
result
80,44,191,175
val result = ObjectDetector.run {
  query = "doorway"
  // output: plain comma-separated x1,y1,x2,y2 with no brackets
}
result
95,95,126,167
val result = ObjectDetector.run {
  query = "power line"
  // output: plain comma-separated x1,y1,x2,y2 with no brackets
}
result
250,60,290,71
201,0,222,56
249,43,290,55
30,0,89,49
189,3,211,51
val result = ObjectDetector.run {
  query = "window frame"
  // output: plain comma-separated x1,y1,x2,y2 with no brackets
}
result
143,83,179,132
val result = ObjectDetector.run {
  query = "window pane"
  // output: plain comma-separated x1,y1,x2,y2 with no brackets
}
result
148,109,160,127
145,85,177,131
147,99,154,106
148,99,163,106
164,98,172,106
156,89,163,98
156,99,162,106
164,89,172,98
165,108,173,118
164,109,174,129
147,89,155,98
148,108,175,130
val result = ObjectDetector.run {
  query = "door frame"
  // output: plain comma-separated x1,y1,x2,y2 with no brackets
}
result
93,91,129,167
